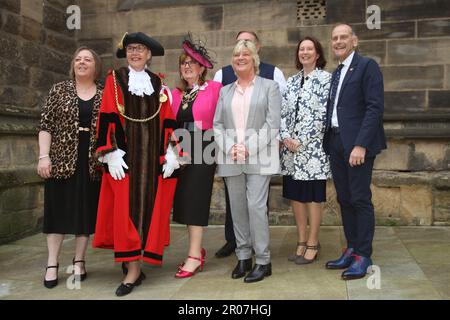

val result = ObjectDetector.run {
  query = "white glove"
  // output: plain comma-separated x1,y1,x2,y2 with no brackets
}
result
99,149,128,180
162,145,180,178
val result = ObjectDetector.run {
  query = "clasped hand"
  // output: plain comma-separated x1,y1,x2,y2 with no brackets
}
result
283,138,300,153
231,144,249,161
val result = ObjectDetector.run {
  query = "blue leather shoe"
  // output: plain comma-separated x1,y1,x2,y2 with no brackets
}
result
341,255,372,280
325,248,354,269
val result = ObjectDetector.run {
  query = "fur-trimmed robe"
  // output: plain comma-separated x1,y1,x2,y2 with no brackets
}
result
93,67,177,265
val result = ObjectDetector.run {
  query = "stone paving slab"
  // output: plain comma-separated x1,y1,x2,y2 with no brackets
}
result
0,226,449,300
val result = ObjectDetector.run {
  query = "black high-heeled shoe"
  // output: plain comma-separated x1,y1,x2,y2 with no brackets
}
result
288,241,307,261
115,271,146,297
72,258,87,281
43,264,59,289
295,243,321,265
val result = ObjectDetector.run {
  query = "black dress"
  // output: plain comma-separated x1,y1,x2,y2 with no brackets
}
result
282,176,326,203
172,91,216,226
43,97,101,235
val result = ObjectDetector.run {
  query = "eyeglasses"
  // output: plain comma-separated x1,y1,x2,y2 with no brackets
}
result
180,60,199,67
126,45,147,53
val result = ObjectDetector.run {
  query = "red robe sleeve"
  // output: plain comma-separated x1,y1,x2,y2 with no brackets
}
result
95,70,126,157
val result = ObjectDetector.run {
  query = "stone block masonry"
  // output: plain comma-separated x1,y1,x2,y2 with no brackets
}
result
0,0,76,244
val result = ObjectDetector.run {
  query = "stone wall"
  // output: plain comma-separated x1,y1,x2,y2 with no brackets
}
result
0,0,77,244
1,0,449,244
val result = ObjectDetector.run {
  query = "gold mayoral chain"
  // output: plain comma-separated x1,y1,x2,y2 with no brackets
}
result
181,89,199,110
112,70,168,123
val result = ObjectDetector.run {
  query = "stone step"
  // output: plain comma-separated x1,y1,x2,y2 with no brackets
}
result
210,171,450,226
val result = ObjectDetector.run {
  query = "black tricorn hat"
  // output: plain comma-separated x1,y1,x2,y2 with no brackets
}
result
116,32,165,58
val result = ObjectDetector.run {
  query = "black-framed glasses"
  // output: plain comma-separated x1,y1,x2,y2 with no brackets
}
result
126,44,147,53
180,60,199,67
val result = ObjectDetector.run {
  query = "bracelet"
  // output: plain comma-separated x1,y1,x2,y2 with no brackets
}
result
39,155,49,160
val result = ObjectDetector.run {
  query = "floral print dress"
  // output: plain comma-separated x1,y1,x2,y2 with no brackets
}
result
280,68,332,181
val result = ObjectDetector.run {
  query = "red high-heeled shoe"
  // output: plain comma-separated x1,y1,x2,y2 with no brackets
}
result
175,248,206,279
177,248,206,268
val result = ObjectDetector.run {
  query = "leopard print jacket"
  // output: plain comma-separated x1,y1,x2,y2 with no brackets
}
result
39,80,104,180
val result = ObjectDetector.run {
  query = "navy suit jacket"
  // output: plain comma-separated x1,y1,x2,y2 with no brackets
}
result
323,52,386,157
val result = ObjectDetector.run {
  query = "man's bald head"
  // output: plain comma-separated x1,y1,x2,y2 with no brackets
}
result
331,23,358,61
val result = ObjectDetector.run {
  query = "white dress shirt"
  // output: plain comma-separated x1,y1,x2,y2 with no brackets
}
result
331,51,355,128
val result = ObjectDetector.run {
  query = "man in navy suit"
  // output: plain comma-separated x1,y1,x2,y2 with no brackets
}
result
323,24,386,280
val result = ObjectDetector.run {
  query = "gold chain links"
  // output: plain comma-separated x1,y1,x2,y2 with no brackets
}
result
112,70,163,123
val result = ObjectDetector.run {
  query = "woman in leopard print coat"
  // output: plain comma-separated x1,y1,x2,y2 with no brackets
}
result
37,46,103,289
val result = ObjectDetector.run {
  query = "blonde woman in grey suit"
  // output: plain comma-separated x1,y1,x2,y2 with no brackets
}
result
213,40,281,283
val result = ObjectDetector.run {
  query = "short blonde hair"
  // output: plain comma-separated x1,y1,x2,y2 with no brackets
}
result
232,40,260,75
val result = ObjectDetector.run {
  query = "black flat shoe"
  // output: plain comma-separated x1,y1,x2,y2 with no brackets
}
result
244,263,272,283
43,264,59,289
72,258,87,281
215,242,236,258
115,271,146,297
231,258,253,279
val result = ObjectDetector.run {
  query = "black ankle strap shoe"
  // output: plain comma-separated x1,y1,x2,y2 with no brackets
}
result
43,264,59,289
72,258,87,281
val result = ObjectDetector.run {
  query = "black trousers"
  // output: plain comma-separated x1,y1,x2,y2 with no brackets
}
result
329,130,375,258
223,178,236,243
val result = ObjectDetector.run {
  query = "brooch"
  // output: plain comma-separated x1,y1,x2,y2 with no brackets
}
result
160,93,168,103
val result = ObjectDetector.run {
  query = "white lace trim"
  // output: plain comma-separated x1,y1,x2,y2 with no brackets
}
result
128,66,154,97
192,81,208,91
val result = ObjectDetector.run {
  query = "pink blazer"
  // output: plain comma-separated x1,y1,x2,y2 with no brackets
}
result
171,80,222,130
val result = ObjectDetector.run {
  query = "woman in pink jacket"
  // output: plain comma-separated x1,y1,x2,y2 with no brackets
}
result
171,35,222,278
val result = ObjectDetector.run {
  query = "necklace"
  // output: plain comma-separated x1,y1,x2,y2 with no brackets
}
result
112,70,164,123
181,88,199,110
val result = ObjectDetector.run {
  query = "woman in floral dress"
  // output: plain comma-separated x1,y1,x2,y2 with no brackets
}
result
280,36,331,265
